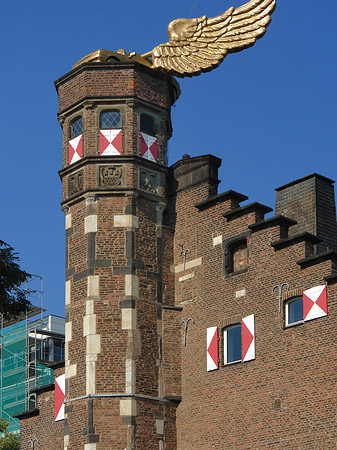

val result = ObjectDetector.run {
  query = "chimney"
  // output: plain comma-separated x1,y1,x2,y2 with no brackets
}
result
275,173,337,252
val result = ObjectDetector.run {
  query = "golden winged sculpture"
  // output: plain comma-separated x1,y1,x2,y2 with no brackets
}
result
73,0,276,78
141,0,276,77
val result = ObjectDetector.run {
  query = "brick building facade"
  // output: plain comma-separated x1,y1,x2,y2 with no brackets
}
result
16,362,64,449
19,53,337,449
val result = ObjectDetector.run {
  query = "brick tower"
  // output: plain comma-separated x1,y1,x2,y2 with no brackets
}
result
55,51,180,450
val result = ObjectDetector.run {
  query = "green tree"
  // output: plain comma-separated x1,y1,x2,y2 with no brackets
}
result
0,418,20,450
0,240,32,320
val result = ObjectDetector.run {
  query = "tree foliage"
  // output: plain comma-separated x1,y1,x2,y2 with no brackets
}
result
0,240,32,320
0,419,20,450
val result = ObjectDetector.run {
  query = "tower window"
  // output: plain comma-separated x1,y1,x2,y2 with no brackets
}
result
285,297,303,326
223,324,242,364
140,114,156,136
70,117,82,138
224,234,250,277
100,110,121,129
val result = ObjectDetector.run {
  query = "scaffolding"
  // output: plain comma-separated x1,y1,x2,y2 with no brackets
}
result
0,276,65,436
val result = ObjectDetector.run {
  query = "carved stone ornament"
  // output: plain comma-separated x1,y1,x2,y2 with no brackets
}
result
58,114,66,126
68,170,84,196
140,168,161,194
98,165,125,187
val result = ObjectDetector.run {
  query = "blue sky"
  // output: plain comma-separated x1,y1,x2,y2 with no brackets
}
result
1,0,336,318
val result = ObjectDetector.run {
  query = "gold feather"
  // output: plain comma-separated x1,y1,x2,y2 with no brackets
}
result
143,0,276,78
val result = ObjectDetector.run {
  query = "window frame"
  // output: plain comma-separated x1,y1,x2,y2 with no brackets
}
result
223,231,250,278
223,323,242,365
285,297,303,327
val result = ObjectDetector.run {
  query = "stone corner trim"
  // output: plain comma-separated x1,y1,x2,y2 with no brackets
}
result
65,213,72,230
120,398,137,416
87,276,100,297
65,364,77,379
114,215,139,229
85,215,98,234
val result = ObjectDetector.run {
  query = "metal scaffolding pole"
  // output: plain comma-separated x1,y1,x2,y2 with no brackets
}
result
0,313,3,415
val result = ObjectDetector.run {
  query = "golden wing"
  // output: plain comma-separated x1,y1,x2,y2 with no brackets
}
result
143,0,276,77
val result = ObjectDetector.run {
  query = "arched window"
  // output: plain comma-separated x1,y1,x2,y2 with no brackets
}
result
140,114,156,136
223,324,242,364
70,116,82,139
224,235,249,277
100,110,121,129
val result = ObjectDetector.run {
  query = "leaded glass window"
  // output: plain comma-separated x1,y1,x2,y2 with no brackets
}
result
70,117,82,138
100,110,121,129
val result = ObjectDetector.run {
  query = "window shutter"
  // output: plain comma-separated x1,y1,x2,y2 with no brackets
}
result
68,134,83,165
242,314,255,362
207,327,219,371
55,374,66,421
303,285,328,322
140,133,158,162
99,129,123,155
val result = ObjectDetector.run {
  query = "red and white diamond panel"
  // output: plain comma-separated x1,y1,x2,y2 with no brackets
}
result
303,285,328,322
100,129,123,156
242,314,255,362
55,374,65,421
207,327,219,372
140,132,158,163
68,135,83,165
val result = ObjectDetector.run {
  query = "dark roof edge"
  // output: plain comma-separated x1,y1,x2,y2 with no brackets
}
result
324,273,337,285
13,408,40,421
169,154,222,173
275,173,335,191
223,202,273,221
271,232,321,250
297,250,337,269
249,215,297,232
195,190,248,211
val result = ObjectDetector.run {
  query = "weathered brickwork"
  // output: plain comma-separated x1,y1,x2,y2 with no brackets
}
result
170,164,337,449
55,58,179,450
17,364,64,450
19,57,337,449
275,174,337,252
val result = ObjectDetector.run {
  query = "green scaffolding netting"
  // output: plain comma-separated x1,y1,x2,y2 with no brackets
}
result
0,320,53,436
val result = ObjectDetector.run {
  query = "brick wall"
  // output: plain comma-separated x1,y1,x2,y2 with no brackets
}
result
275,173,337,252
18,364,64,450
169,157,337,449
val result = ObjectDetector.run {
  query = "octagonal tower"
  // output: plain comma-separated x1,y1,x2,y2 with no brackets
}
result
55,52,180,450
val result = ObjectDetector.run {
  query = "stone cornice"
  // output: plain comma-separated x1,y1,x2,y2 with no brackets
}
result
223,202,272,222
